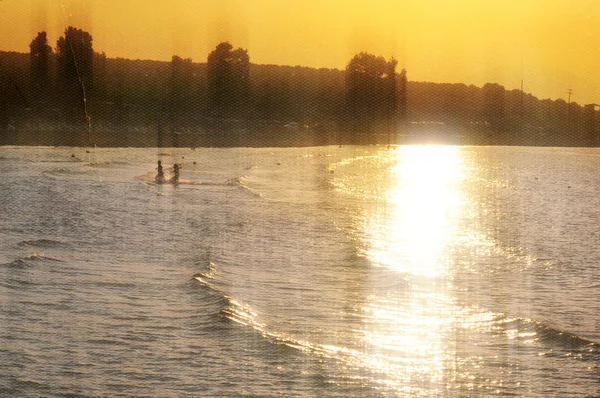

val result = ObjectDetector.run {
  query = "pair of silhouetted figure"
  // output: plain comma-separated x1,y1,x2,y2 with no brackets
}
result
156,161,180,184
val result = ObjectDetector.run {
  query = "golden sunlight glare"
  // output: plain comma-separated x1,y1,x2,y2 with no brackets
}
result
365,146,464,277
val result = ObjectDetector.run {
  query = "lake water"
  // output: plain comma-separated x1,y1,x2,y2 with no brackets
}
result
0,145,598,397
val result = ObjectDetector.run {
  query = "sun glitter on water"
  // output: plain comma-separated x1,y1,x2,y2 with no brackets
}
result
365,145,464,277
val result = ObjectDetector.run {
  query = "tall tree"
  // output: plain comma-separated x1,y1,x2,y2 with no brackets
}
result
207,42,250,117
29,31,53,95
345,52,399,143
93,51,107,100
56,27,94,145
482,83,506,142
397,68,408,126
170,55,194,110
56,26,94,100
169,55,194,140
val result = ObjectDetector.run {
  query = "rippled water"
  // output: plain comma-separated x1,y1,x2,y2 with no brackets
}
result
0,145,598,397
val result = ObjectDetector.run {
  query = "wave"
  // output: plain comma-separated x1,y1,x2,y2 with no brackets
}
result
136,168,244,187
176,179,247,187
138,175,239,187
532,320,599,353
138,173,264,191
220,295,360,359
18,239,68,249
333,153,386,168
492,314,599,355
41,168,92,178
194,261,360,361
4,253,62,268
39,158,84,163
85,161,130,168
581,282,600,289
192,261,218,287
192,260,599,391
192,266,598,397
189,261,244,329
233,176,264,198
218,288,599,361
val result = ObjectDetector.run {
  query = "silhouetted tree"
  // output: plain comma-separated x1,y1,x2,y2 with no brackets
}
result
169,55,194,143
345,52,399,143
29,32,53,95
207,42,250,117
482,83,506,141
93,51,107,100
55,27,94,145
170,55,194,110
56,27,94,104
397,69,408,125
6,43,600,147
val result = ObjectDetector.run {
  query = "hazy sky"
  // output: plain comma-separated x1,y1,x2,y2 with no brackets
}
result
1,0,600,104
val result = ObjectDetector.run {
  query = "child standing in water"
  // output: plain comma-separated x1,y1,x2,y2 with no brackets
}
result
155,160,165,183
171,163,180,183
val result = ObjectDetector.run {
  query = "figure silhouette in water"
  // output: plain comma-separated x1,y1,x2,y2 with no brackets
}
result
156,160,165,183
171,163,180,183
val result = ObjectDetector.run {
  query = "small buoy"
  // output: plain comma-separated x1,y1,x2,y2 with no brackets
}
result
276,162,281,165
86,150,90,153
193,161,197,165
330,169,334,173
71,154,75,158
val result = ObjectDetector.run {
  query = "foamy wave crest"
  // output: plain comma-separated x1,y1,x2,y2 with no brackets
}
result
234,177,263,198
219,295,419,394
221,297,362,359
192,261,218,286
5,253,62,268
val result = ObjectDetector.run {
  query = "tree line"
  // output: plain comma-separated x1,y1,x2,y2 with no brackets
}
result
0,26,598,147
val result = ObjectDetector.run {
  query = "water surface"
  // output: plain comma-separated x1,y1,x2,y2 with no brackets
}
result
0,145,598,397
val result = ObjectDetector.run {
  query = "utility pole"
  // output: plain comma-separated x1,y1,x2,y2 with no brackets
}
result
567,88,574,132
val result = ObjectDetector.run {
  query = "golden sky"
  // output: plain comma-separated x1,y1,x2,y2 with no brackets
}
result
1,0,600,104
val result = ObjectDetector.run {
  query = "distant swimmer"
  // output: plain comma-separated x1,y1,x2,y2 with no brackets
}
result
170,163,180,183
156,160,165,183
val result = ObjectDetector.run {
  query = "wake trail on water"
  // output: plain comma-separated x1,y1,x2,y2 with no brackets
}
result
135,168,248,188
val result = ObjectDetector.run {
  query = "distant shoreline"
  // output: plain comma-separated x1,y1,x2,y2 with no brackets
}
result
3,47,600,149
1,123,596,148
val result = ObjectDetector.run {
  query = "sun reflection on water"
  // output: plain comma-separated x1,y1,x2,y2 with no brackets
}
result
364,145,464,277
353,145,472,393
